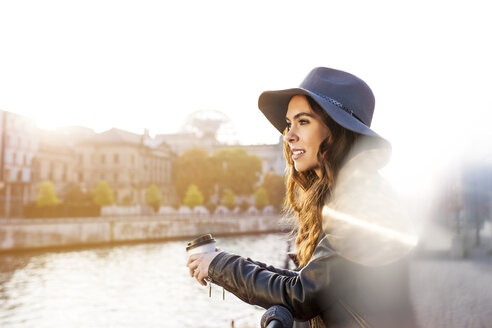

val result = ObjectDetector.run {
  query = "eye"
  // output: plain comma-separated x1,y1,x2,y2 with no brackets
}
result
299,119,310,125
286,122,291,130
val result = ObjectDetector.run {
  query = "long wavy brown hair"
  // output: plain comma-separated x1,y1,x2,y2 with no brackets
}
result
284,96,358,267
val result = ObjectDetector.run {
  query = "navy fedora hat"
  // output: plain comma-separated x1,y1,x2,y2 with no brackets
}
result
258,67,390,149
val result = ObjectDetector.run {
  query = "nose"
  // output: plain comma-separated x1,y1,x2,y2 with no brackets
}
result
284,128,298,144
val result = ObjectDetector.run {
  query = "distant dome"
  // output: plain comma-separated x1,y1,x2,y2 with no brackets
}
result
182,110,239,144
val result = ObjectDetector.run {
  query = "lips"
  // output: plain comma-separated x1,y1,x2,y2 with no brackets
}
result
291,149,305,160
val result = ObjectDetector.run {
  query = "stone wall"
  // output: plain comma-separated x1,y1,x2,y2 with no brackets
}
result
0,215,288,251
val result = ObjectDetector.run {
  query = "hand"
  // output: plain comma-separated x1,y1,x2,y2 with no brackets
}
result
187,251,222,286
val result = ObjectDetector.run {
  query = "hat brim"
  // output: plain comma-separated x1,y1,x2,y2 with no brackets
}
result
258,88,391,149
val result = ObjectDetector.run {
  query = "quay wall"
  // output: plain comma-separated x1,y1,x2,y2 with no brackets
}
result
0,215,287,251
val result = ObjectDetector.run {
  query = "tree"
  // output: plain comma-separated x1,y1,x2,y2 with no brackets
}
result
146,184,162,212
93,181,114,206
175,147,214,202
262,172,286,211
211,148,262,196
36,181,60,207
239,200,250,213
64,184,86,204
205,201,217,214
183,184,204,209
121,194,133,206
254,187,269,210
221,188,236,210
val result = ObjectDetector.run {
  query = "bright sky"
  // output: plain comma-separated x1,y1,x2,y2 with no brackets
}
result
1,0,491,195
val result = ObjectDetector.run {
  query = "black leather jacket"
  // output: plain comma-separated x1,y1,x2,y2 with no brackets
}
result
208,235,417,328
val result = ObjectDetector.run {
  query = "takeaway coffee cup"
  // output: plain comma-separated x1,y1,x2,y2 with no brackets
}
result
186,234,216,255
187,234,225,299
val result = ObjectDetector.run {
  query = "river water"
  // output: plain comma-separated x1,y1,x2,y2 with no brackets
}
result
0,233,290,328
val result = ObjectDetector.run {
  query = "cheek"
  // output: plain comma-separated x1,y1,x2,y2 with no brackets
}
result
311,135,327,153
320,126,331,142
316,128,330,151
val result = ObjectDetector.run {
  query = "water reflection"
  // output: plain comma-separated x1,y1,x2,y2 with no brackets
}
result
2,233,491,327
0,234,289,328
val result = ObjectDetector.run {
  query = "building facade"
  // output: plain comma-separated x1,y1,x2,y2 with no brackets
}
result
75,128,176,206
0,111,39,217
156,132,218,156
30,128,80,203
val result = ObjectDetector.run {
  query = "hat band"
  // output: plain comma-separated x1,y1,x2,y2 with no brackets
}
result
310,91,366,125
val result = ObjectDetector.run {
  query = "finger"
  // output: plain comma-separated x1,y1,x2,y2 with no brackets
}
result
197,268,208,283
195,275,207,286
188,259,198,277
194,268,208,284
194,270,207,286
187,253,206,266
188,259,199,270
187,254,200,266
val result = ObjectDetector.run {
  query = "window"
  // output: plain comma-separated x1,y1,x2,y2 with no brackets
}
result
16,152,23,165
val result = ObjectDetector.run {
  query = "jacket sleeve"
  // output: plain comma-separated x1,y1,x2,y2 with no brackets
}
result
245,257,298,277
208,247,338,321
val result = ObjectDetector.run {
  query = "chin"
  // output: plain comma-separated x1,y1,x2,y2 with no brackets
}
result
294,163,305,172
294,164,310,173
294,162,316,173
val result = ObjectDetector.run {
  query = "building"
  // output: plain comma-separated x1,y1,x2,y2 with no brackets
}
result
0,111,39,217
30,128,81,203
237,137,285,177
155,132,218,156
212,136,285,180
75,128,176,205
0,107,283,216
158,130,285,178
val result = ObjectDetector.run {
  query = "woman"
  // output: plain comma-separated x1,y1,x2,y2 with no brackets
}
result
187,67,417,328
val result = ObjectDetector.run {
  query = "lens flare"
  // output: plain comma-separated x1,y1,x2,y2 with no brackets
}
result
322,206,419,247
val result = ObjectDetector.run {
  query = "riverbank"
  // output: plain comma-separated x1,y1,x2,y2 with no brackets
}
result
0,215,288,252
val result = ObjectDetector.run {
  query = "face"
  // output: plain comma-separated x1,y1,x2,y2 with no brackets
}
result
284,95,331,176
